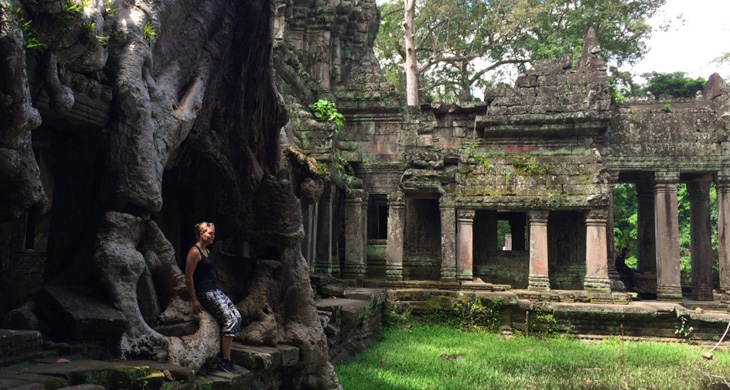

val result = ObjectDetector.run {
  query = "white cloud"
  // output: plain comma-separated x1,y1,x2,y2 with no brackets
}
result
626,0,730,80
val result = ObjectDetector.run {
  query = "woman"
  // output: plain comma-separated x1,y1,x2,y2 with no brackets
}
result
185,222,242,374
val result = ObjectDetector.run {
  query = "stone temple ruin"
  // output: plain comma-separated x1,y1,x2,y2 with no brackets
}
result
1,0,730,388
295,24,730,303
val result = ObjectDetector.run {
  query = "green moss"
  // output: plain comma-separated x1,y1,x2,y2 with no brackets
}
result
512,156,549,176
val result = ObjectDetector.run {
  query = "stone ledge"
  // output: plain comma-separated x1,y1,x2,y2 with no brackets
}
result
230,343,300,370
0,329,42,357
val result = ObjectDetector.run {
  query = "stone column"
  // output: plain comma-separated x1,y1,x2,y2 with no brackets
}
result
456,209,475,282
654,172,682,300
385,193,405,280
636,179,657,274
528,211,550,291
343,189,366,279
439,197,457,282
584,209,611,292
689,180,713,300
719,174,730,291
315,187,335,275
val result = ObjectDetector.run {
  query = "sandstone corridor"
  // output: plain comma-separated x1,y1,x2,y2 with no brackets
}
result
0,0,341,388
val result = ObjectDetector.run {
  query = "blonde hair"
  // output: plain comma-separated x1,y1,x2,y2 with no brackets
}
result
194,222,215,240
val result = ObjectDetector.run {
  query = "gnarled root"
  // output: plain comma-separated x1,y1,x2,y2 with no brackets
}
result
93,211,219,369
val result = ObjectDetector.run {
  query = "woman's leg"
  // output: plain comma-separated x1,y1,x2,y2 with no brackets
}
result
198,289,243,357
221,335,233,359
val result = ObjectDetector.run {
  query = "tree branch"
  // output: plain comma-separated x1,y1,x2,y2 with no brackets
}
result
469,58,529,83
383,6,404,17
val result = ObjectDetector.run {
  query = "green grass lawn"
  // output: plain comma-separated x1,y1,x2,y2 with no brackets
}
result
336,324,730,390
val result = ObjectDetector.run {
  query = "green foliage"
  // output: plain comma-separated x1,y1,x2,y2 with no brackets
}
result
448,296,501,332
308,99,345,133
645,72,706,99
334,155,354,176
375,0,665,102
674,316,693,340
526,308,560,338
142,20,157,43
62,0,85,19
613,183,719,286
661,103,673,113
512,156,549,176
336,324,730,390
608,76,627,105
613,184,638,268
385,303,412,329
5,5,44,51
21,20,42,51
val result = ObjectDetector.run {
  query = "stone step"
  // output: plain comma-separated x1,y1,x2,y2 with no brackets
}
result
0,330,42,358
230,344,299,371
0,329,51,367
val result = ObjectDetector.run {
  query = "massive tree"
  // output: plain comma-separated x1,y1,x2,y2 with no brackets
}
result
0,0,340,388
377,0,665,103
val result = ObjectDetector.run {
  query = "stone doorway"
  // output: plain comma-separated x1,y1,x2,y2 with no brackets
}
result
473,211,529,288
403,198,441,280
548,211,586,290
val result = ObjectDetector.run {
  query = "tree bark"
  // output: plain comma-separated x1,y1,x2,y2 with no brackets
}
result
404,0,419,106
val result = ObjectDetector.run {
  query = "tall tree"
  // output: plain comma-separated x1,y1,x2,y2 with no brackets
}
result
377,0,666,103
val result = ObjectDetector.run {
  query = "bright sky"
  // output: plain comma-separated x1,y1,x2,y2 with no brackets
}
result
628,0,730,80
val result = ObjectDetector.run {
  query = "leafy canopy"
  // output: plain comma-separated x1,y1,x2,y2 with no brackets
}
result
643,71,706,99
375,0,666,102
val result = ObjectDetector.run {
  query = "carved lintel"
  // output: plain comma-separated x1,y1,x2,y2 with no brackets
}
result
457,209,475,221
653,171,679,185
584,209,608,222
387,191,405,207
528,210,549,223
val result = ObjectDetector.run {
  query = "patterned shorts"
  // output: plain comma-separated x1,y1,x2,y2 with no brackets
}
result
197,289,242,337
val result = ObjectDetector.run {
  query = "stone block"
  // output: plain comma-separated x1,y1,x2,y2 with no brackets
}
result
275,344,299,366
231,345,281,370
36,285,125,344
452,127,467,138
0,329,42,357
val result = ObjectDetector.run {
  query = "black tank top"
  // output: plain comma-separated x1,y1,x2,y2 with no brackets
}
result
193,245,218,293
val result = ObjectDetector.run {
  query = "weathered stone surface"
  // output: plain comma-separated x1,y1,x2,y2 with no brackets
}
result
276,345,300,367
35,285,125,345
0,329,42,357
231,344,281,370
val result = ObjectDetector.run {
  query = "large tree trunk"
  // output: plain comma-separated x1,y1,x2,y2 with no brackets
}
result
0,0,341,387
404,0,419,106
459,61,472,102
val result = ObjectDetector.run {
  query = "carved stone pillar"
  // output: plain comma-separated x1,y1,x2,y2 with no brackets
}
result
689,180,713,300
343,189,366,279
456,209,475,282
385,193,405,280
439,197,457,282
584,209,611,292
528,211,550,291
315,187,336,275
654,172,682,300
636,178,657,274
718,175,730,291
